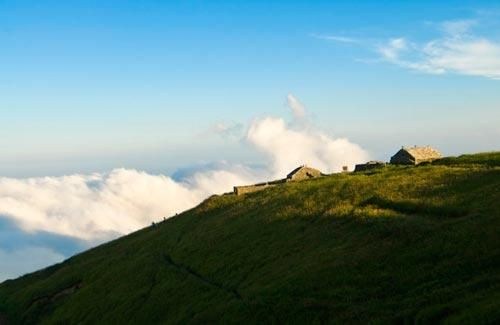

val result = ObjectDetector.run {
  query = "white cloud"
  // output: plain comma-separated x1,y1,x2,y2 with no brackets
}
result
377,20,500,79
310,33,359,44
250,95,368,177
209,121,244,139
441,19,476,37
286,93,306,119
312,19,500,79
378,38,409,61
247,117,369,178
423,38,500,79
0,247,65,282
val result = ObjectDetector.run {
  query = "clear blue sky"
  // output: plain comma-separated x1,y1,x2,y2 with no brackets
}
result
1,0,499,176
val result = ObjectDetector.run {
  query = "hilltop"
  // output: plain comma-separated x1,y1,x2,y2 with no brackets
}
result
1,152,499,324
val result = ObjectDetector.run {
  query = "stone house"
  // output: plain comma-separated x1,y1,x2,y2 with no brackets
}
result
286,165,323,181
354,161,386,172
390,146,442,165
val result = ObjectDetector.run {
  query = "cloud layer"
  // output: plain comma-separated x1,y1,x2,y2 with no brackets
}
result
0,167,261,241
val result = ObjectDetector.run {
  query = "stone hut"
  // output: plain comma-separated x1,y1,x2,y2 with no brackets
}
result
354,161,386,172
390,146,442,165
286,165,323,181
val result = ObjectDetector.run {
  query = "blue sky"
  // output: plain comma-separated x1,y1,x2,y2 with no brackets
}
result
1,0,499,176
0,0,499,280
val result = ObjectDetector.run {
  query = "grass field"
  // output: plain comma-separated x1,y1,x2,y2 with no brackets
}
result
1,152,499,324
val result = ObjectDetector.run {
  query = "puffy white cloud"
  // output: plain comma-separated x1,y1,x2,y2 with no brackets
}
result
249,94,368,178
247,117,369,178
0,246,65,282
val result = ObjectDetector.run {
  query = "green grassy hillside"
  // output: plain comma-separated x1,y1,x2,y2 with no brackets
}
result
1,152,500,324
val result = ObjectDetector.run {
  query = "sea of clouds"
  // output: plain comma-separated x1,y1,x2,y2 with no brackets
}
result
0,95,369,281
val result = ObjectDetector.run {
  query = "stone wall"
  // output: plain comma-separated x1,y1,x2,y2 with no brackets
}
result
234,184,270,195
234,179,287,196
354,161,386,172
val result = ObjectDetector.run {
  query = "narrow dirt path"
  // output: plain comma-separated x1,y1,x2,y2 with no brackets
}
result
162,254,243,301
27,282,82,310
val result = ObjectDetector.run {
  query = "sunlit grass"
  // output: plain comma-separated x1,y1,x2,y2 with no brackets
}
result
1,152,499,324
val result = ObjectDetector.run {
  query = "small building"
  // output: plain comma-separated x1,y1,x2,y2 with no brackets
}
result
390,146,442,165
286,165,323,181
354,161,386,172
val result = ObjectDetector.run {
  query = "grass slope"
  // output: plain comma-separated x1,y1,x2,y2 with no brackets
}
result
1,152,499,324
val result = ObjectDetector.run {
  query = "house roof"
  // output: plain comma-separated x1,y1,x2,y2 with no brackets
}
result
286,165,321,178
286,165,305,178
402,146,442,160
